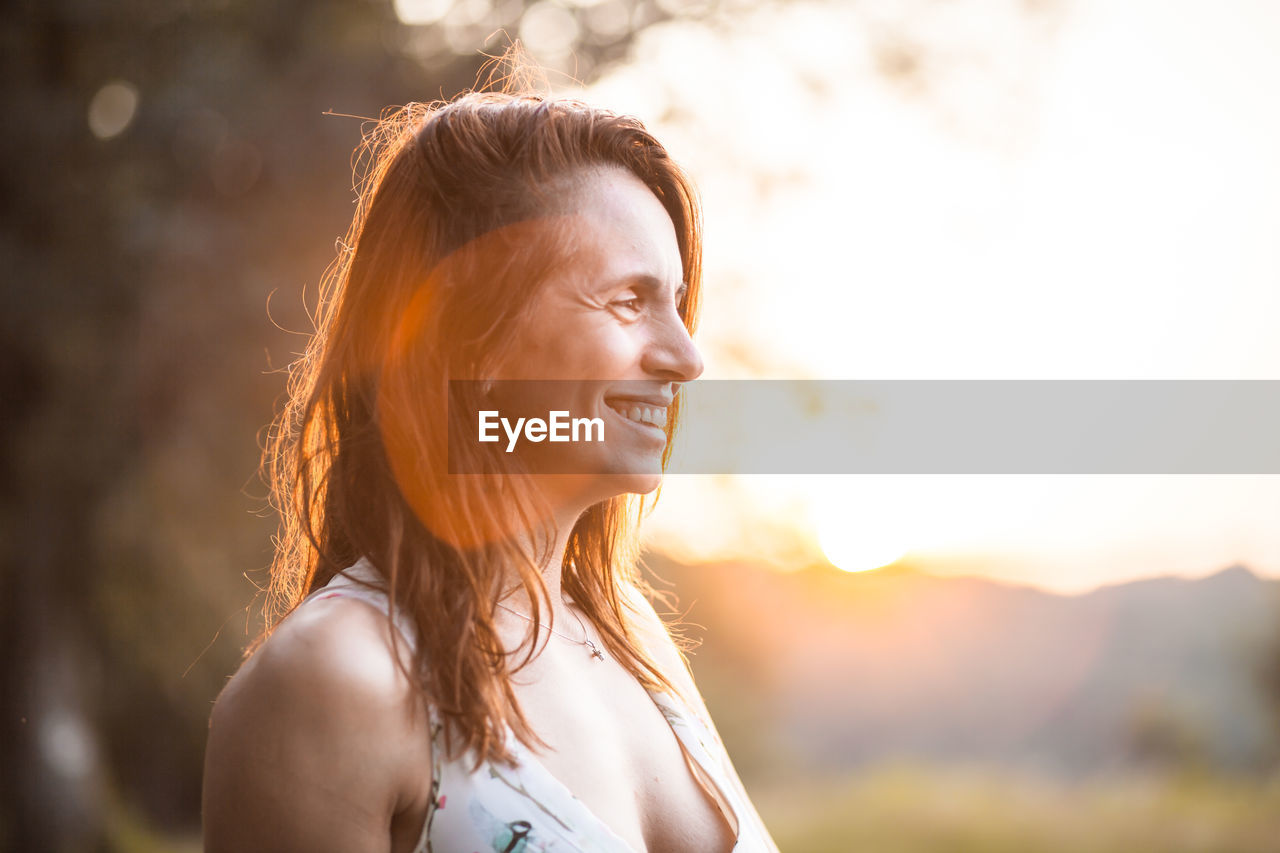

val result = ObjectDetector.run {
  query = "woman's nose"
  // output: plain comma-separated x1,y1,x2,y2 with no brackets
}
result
642,310,704,382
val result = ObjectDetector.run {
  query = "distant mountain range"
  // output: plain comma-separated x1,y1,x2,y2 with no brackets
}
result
647,557,1280,777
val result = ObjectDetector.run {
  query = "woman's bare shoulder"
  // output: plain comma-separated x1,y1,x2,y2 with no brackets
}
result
203,595,432,852
219,593,419,709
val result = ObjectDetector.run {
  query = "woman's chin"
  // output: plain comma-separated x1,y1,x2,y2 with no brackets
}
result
519,468,663,508
571,469,664,502
600,449,666,496
610,472,663,496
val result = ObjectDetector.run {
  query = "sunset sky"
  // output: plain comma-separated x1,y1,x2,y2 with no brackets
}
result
591,0,1280,593
400,0,1280,593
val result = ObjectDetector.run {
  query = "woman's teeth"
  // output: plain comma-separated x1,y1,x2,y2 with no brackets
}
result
608,403,667,429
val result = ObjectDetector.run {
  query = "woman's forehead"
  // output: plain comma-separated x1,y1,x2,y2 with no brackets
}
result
555,170,682,280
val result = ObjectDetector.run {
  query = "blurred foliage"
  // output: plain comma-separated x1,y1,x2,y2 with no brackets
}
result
755,764,1280,853
1122,690,1209,775
1252,601,1280,769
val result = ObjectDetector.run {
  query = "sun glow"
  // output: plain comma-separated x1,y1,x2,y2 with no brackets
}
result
812,482,912,573
819,522,908,574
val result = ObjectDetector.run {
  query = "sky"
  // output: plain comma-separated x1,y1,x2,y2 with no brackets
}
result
559,0,1280,593
402,0,1280,593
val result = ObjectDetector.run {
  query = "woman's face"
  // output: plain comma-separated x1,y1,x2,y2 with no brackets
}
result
484,166,703,505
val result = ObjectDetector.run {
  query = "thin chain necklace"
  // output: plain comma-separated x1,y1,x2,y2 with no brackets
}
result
495,601,607,661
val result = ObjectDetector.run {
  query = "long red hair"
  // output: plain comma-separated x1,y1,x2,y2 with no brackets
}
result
258,87,703,765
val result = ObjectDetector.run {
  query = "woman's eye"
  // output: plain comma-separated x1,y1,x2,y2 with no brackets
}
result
610,296,642,314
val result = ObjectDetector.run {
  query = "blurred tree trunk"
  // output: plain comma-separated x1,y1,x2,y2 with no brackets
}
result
1,4,123,846
1,515,103,851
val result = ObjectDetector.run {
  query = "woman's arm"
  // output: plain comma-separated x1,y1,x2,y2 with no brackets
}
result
202,597,433,853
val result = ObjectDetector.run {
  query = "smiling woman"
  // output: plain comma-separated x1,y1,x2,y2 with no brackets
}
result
200,61,778,853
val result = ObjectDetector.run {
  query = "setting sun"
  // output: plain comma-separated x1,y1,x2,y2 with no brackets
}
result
814,492,911,573
818,523,908,573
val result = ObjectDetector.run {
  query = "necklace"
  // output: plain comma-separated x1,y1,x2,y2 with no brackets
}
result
496,601,607,661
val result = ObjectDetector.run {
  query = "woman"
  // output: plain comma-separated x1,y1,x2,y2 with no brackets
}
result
202,84,779,853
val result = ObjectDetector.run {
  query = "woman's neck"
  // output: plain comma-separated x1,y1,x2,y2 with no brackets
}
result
499,495,586,613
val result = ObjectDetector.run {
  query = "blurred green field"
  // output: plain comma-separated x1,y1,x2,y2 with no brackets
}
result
106,764,1280,852
753,765,1280,853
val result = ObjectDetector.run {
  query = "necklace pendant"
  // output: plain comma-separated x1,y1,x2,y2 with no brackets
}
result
585,640,605,661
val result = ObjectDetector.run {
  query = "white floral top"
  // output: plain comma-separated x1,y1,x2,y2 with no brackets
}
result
305,559,778,853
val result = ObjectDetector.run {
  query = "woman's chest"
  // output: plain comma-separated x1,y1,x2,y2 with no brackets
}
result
473,652,738,852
